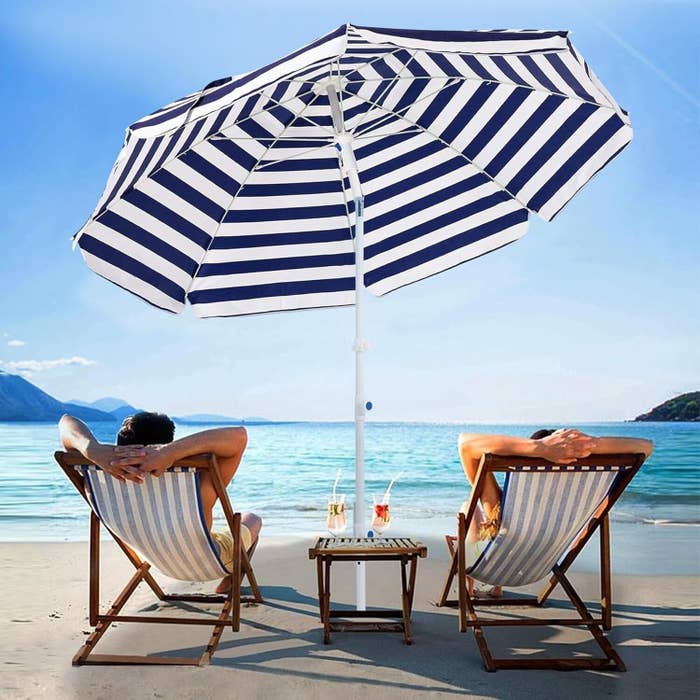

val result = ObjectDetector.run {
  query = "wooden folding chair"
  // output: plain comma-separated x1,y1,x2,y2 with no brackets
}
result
437,452,646,671
55,449,262,666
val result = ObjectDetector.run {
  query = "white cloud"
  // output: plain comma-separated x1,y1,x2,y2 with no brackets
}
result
0,356,98,377
7,339,25,347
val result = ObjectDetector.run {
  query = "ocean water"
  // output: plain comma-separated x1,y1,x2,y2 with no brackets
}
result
0,421,697,542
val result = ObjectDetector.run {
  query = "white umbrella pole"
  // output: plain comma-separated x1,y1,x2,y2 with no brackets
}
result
353,193,367,611
326,82,366,610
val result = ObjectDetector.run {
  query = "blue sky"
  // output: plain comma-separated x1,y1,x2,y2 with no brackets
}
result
1,1,698,422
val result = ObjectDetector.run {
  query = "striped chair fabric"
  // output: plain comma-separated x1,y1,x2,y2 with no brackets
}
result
79,465,228,581
469,465,624,586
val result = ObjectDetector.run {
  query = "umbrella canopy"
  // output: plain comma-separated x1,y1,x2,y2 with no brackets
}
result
74,24,631,608
75,24,631,317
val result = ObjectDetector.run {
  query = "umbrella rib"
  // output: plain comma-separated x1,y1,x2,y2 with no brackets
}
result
183,94,327,300
253,141,334,171
348,49,421,135
354,128,424,140
351,77,464,138
332,53,356,244
209,135,335,141
349,89,532,212
223,91,337,139
288,51,618,113
340,74,617,111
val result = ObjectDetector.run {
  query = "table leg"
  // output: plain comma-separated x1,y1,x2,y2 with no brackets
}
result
323,558,332,644
407,555,418,613
316,557,324,622
400,555,412,645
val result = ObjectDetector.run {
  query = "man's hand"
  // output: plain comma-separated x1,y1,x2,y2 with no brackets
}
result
538,429,596,464
86,443,146,483
126,444,173,478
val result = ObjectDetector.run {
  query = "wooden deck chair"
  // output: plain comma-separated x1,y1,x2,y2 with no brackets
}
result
437,452,646,671
54,449,262,666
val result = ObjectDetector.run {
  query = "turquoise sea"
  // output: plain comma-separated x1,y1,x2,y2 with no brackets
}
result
0,421,697,543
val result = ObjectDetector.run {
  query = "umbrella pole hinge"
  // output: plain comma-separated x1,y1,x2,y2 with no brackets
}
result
353,340,370,352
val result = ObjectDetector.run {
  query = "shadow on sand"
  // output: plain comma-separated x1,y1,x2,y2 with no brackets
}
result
151,583,699,697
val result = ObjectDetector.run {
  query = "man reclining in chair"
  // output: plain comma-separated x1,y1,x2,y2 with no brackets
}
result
457,428,653,597
59,412,261,594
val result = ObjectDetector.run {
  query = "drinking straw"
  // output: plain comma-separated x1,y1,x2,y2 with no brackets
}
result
332,469,341,503
382,471,403,504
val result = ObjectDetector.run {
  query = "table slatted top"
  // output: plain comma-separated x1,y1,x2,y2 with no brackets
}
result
309,537,427,558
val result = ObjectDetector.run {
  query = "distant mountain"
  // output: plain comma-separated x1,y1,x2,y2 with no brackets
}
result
70,397,133,413
70,397,141,422
0,374,271,424
635,392,700,422
175,413,244,424
107,404,142,421
174,413,273,424
0,371,115,422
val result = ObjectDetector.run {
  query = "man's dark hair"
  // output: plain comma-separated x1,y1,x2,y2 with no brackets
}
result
117,412,175,446
530,428,557,440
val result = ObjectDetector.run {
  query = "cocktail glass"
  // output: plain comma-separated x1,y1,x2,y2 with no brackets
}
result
327,495,346,536
372,494,391,535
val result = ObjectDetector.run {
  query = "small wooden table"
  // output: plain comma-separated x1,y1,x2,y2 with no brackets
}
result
308,537,428,644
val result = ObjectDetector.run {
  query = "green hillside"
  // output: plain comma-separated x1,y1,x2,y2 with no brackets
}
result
634,392,700,422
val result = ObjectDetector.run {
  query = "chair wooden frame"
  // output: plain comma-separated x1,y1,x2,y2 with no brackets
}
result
437,452,646,671
55,449,262,666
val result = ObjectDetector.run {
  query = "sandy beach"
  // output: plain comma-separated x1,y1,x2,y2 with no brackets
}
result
2,534,698,700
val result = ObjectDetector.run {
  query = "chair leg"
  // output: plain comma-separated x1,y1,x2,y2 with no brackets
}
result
537,504,618,608
200,590,235,666
554,566,624,669
89,513,100,626
539,516,614,626
231,514,242,632
438,547,458,607
600,515,612,630
457,514,468,632
552,565,625,671
241,545,262,603
458,528,497,673
74,564,148,665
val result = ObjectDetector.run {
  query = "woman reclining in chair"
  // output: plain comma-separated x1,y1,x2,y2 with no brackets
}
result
457,428,653,597
59,412,261,594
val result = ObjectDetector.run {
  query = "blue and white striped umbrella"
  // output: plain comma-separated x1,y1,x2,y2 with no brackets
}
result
75,24,631,317
74,24,631,607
